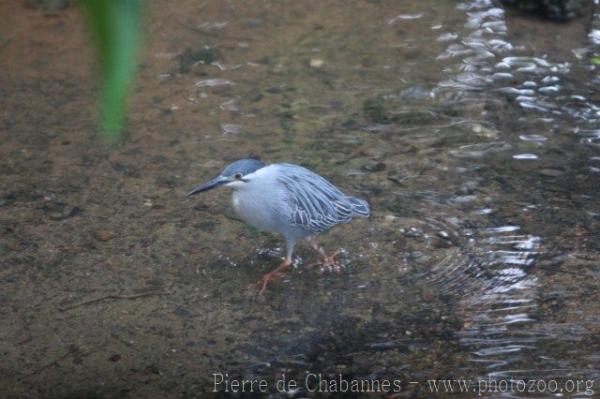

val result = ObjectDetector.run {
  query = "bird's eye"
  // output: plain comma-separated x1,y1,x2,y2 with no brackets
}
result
234,173,243,180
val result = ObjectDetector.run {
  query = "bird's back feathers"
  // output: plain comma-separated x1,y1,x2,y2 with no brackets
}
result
274,163,370,234
347,196,370,217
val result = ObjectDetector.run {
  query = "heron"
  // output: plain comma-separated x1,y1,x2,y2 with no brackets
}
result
187,159,370,293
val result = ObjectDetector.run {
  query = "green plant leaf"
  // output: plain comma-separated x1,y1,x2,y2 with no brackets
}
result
80,0,141,141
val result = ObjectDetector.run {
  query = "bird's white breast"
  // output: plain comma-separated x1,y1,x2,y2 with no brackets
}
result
232,195,241,210
230,166,283,233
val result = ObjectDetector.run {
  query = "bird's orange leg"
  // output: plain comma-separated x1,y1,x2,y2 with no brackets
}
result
308,239,342,273
256,256,292,294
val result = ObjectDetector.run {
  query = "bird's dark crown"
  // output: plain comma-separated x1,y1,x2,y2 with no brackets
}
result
222,159,266,177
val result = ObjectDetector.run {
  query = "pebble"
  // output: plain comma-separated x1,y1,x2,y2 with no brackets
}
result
309,59,324,68
384,215,399,223
538,168,565,177
96,230,116,242
221,124,243,135
362,161,386,172
44,203,82,220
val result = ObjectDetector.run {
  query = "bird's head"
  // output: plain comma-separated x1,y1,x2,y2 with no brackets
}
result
186,158,266,196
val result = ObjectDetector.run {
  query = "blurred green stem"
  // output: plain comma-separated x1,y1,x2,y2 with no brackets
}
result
80,0,141,141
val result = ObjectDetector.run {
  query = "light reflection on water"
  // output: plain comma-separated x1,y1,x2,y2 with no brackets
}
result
433,0,599,390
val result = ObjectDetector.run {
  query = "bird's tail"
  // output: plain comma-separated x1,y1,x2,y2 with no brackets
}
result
348,196,370,217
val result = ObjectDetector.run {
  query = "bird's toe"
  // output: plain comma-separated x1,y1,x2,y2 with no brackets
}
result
318,249,343,274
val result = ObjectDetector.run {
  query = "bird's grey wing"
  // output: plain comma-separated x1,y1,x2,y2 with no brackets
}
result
276,164,356,233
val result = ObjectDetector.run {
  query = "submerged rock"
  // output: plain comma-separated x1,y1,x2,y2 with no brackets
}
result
362,161,386,172
95,230,116,242
42,202,82,221
500,0,590,21
177,47,223,74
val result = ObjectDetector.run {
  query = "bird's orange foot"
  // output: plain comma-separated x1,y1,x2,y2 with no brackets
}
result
256,270,282,294
319,249,342,274
250,258,292,294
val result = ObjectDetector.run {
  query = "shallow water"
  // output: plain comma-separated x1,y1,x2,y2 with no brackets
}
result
0,0,599,397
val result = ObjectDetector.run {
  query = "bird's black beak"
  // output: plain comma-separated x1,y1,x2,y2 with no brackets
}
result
186,176,228,197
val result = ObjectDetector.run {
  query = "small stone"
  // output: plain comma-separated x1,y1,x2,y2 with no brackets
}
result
195,78,234,88
96,230,116,242
384,215,399,223
538,168,565,177
178,47,223,73
44,202,82,220
472,124,498,139
109,353,121,362
221,123,242,135
404,228,423,238
387,175,409,185
173,307,191,317
309,59,324,68
142,364,160,375
362,161,386,172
